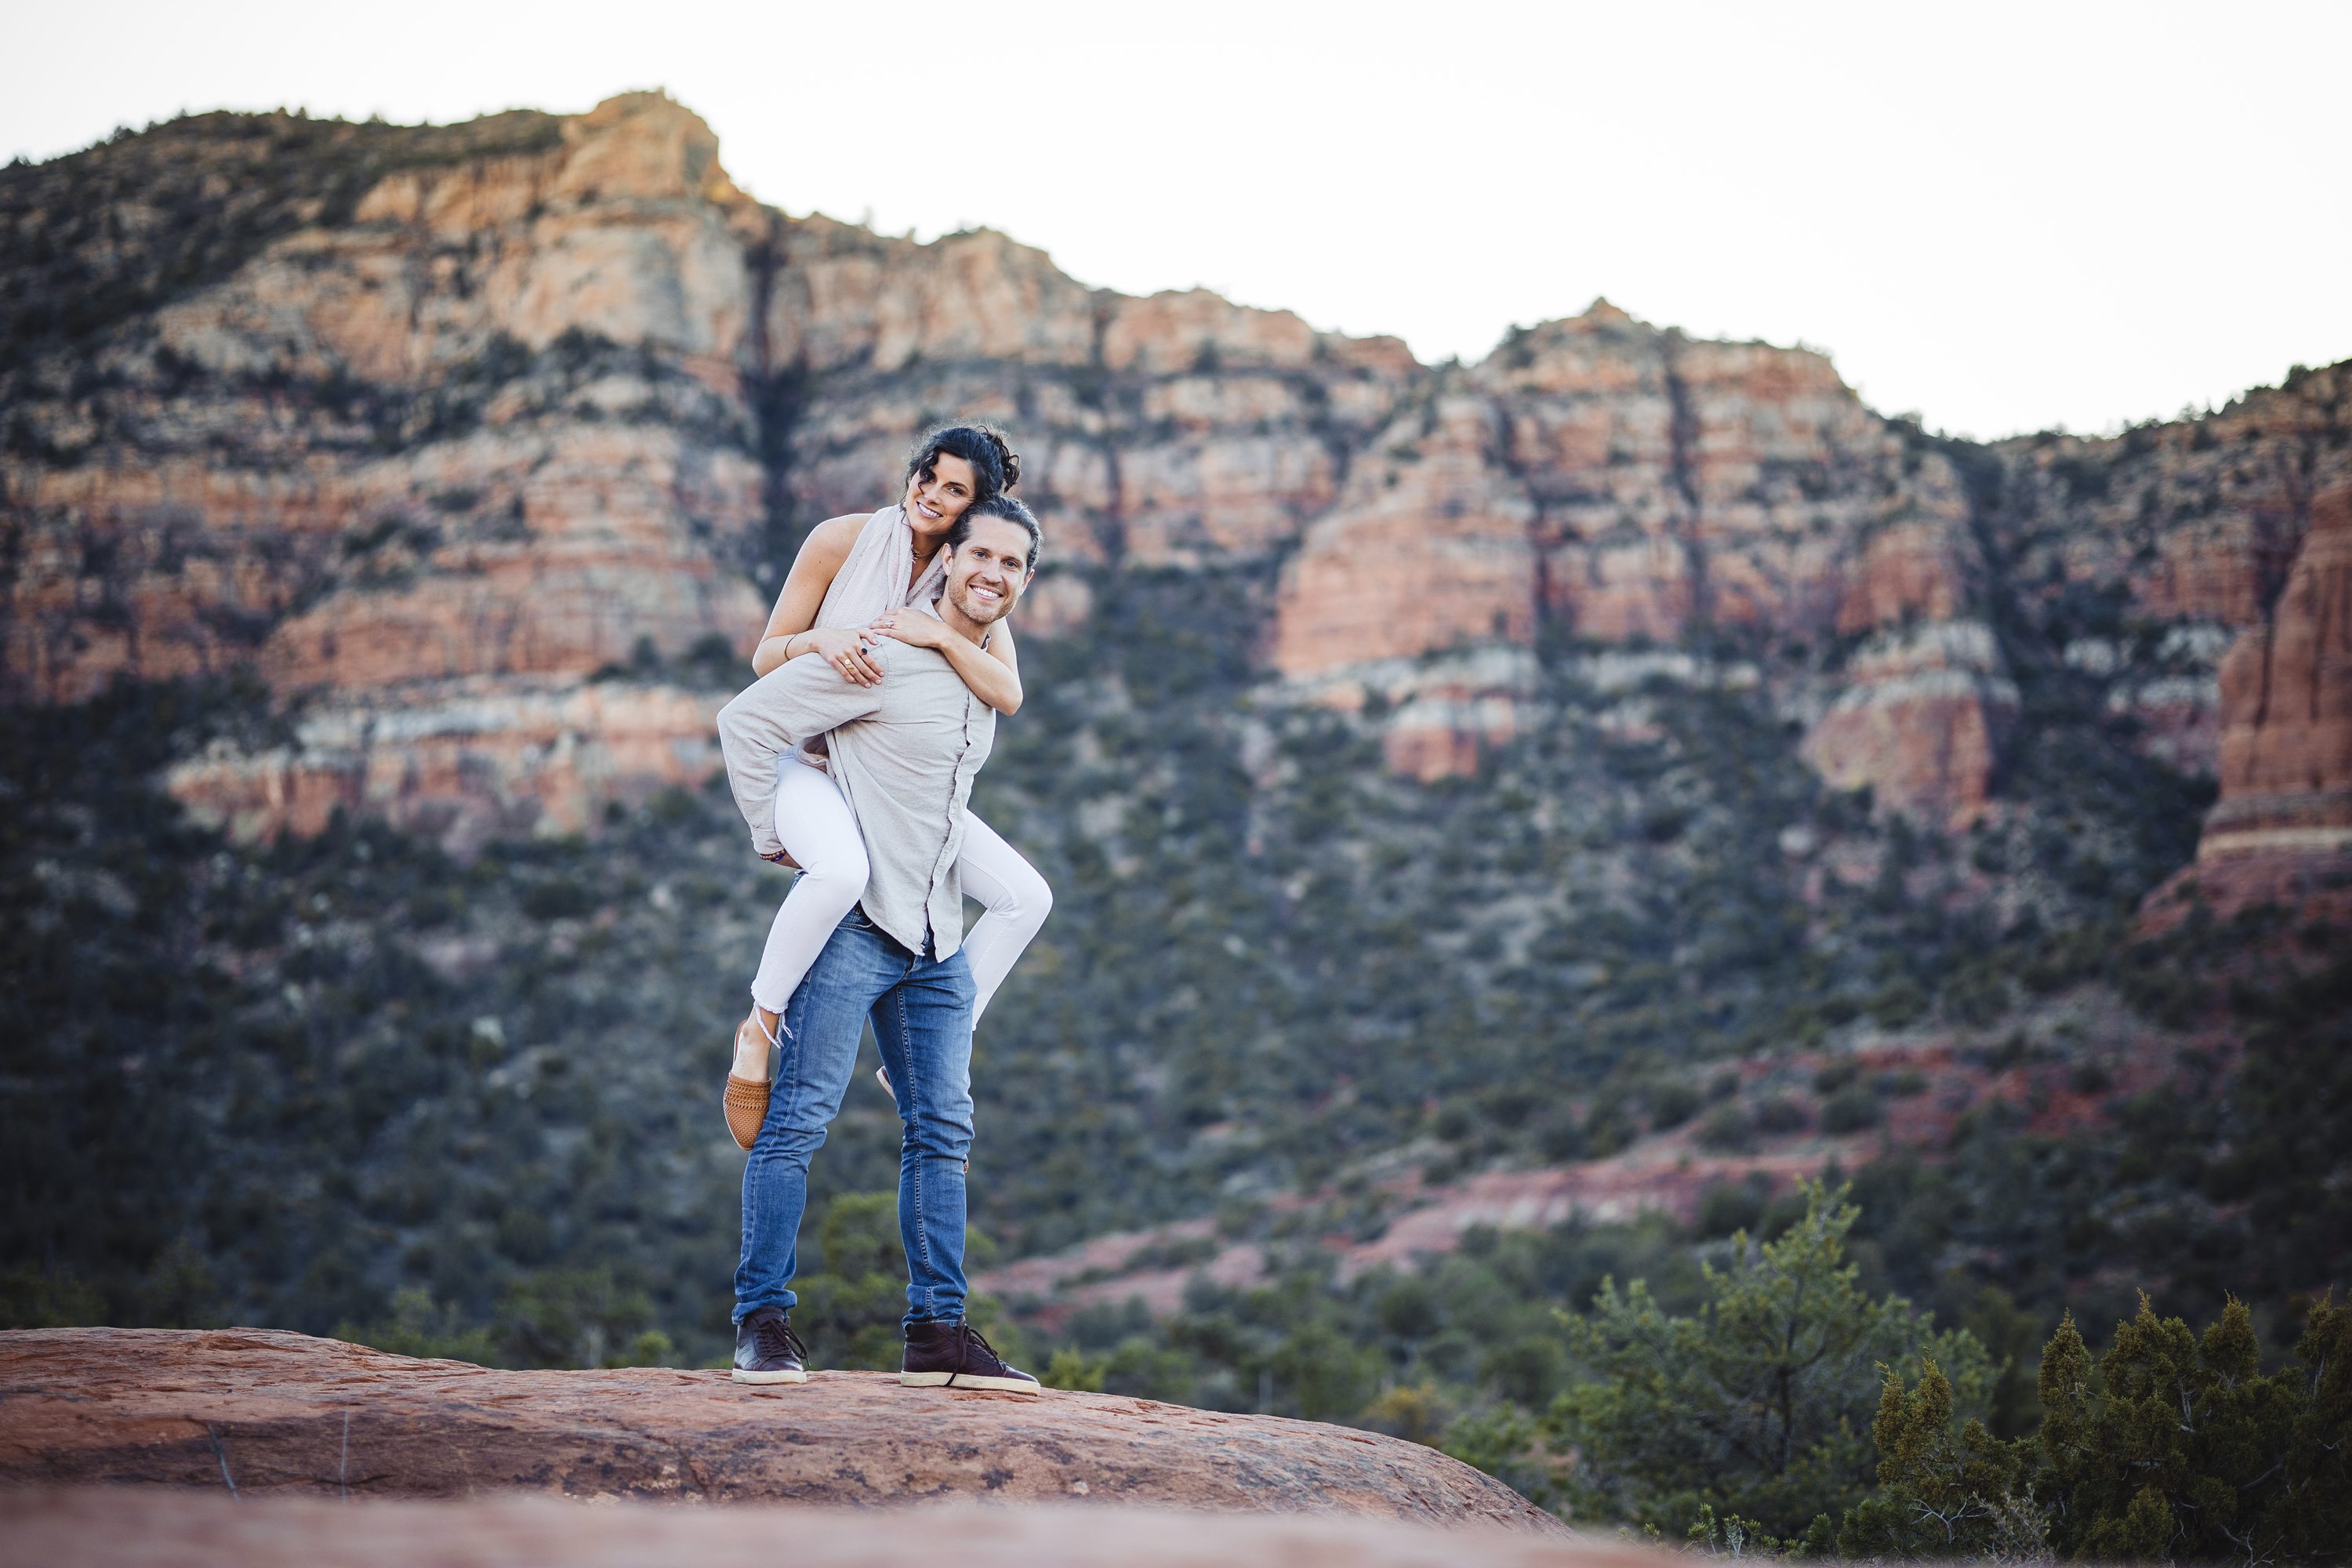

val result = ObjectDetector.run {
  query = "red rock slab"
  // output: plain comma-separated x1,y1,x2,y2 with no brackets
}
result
0,1487,1656,1568
0,1330,1558,1534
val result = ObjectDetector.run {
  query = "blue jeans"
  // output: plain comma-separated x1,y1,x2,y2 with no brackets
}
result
734,908,976,1327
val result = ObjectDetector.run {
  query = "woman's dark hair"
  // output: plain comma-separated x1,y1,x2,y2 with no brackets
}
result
948,493,1041,575
905,424,1021,504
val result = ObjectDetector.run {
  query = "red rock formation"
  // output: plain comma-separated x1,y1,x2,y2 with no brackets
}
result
4,1489,1664,1568
1273,398,1536,679
9,93,2343,829
1800,622,2017,827
0,1328,1557,1532
1991,365,2352,783
0,93,1417,844
1,94,777,848
163,678,726,852
2200,485,2352,859
1262,299,2008,808
1268,397,1537,773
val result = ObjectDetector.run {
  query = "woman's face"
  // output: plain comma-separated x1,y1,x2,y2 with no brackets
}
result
904,453,979,537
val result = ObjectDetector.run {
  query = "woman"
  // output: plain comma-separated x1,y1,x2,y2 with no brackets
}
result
723,426,1052,1148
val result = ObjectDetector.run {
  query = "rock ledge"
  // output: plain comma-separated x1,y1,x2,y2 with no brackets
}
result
0,1329,1557,1533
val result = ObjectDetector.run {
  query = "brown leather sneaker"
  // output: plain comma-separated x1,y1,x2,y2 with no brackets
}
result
731,1306,808,1385
900,1319,1039,1395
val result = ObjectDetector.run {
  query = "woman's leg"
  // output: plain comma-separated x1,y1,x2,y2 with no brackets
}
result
738,758,869,1077
955,812,1052,1025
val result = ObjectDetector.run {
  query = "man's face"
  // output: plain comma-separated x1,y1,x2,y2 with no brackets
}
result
942,517,1033,626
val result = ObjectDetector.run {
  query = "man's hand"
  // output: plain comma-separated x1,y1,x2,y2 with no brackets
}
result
867,609,948,651
801,626,886,686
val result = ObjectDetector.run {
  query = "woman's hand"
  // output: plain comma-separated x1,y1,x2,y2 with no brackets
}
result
763,848,803,869
866,609,949,650
800,626,886,686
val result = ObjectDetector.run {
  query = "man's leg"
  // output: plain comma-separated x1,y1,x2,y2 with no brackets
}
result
734,918,895,1332
871,947,977,1327
877,947,1038,1394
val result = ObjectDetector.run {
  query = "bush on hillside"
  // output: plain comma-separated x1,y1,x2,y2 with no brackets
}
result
1546,1182,1991,1537
1819,1083,1882,1134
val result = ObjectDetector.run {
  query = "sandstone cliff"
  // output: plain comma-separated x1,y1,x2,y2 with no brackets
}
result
2200,484,2352,861
1268,303,2011,818
4,95,2350,858
0,94,1422,847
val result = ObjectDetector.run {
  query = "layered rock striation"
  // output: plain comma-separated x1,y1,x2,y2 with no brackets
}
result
2201,485,2352,859
1269,303,2013,817
0,94,1420,847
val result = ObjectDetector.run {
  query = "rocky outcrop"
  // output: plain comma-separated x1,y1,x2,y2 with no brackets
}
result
1259,302,2009,811
4,1488,1658,1568
1991,365,2352,784
1800,621,2017,825
2199,485,2352,859
0,1328,1556,1531
162,677,725,850
1,93,775,848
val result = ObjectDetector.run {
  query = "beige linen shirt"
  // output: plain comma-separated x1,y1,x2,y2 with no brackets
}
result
716,608,996,959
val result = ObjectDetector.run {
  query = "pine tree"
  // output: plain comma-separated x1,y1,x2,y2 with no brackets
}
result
1547,1181,1992,1537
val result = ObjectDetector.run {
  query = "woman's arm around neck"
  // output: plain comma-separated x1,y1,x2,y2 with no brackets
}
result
869,608,1025,713
945,617,1024,714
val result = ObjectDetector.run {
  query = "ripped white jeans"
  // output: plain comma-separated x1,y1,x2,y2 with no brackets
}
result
749,754,1051,1024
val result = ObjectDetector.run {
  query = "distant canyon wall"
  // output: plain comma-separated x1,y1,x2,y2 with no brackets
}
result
3,92,2347,870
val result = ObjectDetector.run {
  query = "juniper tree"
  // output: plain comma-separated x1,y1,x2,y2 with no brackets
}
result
1838,1358,2042,1559
2038,1293,2351,1563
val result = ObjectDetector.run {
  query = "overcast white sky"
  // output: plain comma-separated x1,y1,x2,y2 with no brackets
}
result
9,1,2347,440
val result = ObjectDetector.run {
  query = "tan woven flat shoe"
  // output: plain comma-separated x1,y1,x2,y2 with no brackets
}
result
724,1011,779,1151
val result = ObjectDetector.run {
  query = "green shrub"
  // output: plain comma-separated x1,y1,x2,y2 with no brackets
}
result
1649,1082,1704,1131
1696,1104,1755,1153
334,1287,499,1365
1883,1068,1929,1098
1870,980,1929,1029
1820,1084,1882,1134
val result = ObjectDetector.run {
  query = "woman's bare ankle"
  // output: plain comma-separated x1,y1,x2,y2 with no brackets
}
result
733,1008,779,1080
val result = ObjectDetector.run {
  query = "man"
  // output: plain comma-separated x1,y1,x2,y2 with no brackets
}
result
713,495,1044,1394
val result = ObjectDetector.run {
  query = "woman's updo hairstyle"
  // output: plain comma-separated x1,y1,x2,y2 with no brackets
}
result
905,423,1021,504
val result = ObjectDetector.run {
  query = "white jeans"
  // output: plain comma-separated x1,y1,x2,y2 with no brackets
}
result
749,755,1051,1024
